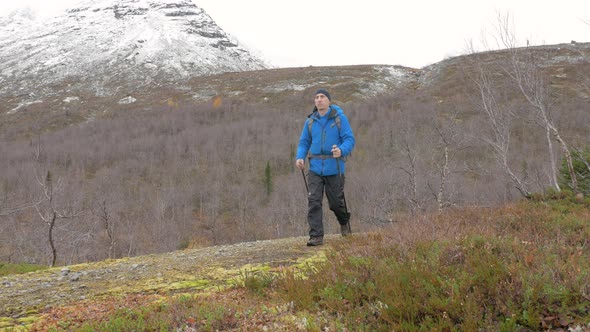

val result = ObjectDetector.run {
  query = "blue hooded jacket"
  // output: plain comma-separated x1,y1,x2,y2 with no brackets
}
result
297,105,355,176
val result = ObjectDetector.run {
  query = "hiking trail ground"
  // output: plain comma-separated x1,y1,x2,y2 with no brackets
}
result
0,235,332,330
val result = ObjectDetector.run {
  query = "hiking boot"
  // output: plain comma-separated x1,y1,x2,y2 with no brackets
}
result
306,236,323,246
340,222,352,237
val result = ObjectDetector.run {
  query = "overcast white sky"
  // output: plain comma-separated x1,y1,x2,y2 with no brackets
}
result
1,0,589,68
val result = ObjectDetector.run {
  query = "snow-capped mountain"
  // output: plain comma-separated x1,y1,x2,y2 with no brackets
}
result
0,0,268,102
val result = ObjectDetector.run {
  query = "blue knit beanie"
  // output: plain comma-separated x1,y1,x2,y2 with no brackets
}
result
315,88,331,101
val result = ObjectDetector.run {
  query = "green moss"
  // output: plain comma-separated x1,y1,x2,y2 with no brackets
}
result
0,317,15,328
165,279,211,291
16,315,39,325
0,262,48,277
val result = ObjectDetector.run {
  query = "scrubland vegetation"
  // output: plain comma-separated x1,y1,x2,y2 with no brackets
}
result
1,31,590,332
30,194,590,331
1,42,589,267
1,10,590,331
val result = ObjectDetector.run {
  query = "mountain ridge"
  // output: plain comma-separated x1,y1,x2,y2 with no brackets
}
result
1,0,588,138
0,0,267,114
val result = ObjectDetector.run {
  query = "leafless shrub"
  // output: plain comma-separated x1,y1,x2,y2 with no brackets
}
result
31,138,85,266
0,51,588,264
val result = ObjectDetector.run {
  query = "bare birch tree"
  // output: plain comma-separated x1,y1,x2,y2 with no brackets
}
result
94,200,117,259
398,131,422,214
33,170,82,266
32,139,83,267
494,12,578,192
473,63,531,199
427,111,464,211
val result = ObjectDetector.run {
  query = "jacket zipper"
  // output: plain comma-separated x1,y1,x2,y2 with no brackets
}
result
315,110,335,176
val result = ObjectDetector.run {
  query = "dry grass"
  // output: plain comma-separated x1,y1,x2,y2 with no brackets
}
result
35,195,590,331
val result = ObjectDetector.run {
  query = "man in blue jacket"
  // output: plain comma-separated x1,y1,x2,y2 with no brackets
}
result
296,89,356,246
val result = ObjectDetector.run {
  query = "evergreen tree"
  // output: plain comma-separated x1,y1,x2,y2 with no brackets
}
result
559,147,590,194
264,161,273,197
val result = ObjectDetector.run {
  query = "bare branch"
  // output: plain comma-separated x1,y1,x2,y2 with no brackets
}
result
0,198,39,216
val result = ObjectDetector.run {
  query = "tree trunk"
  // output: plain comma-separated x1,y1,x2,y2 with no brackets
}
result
437,147,449,212
545,126,560,191
501,153,531,199
401,142,420,215
49,212,57,267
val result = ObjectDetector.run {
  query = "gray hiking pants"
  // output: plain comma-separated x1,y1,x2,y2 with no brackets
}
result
307,171,350,237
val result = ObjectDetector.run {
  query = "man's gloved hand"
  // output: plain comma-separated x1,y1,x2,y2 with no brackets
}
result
296,159,305,170
331,145,342,158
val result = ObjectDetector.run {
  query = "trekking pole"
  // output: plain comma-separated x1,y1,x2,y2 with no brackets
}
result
301,168,309,194
335,156,352,234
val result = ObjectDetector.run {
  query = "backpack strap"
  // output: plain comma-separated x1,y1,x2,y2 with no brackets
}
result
327,106,347,161
332,111,341,132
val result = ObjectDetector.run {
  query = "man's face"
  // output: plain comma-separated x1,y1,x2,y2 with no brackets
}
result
314,93,330,111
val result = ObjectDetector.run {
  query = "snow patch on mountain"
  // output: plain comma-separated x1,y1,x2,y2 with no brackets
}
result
63,96,80,103
118,96,137,104
7,100,43,115
0,0,268,103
